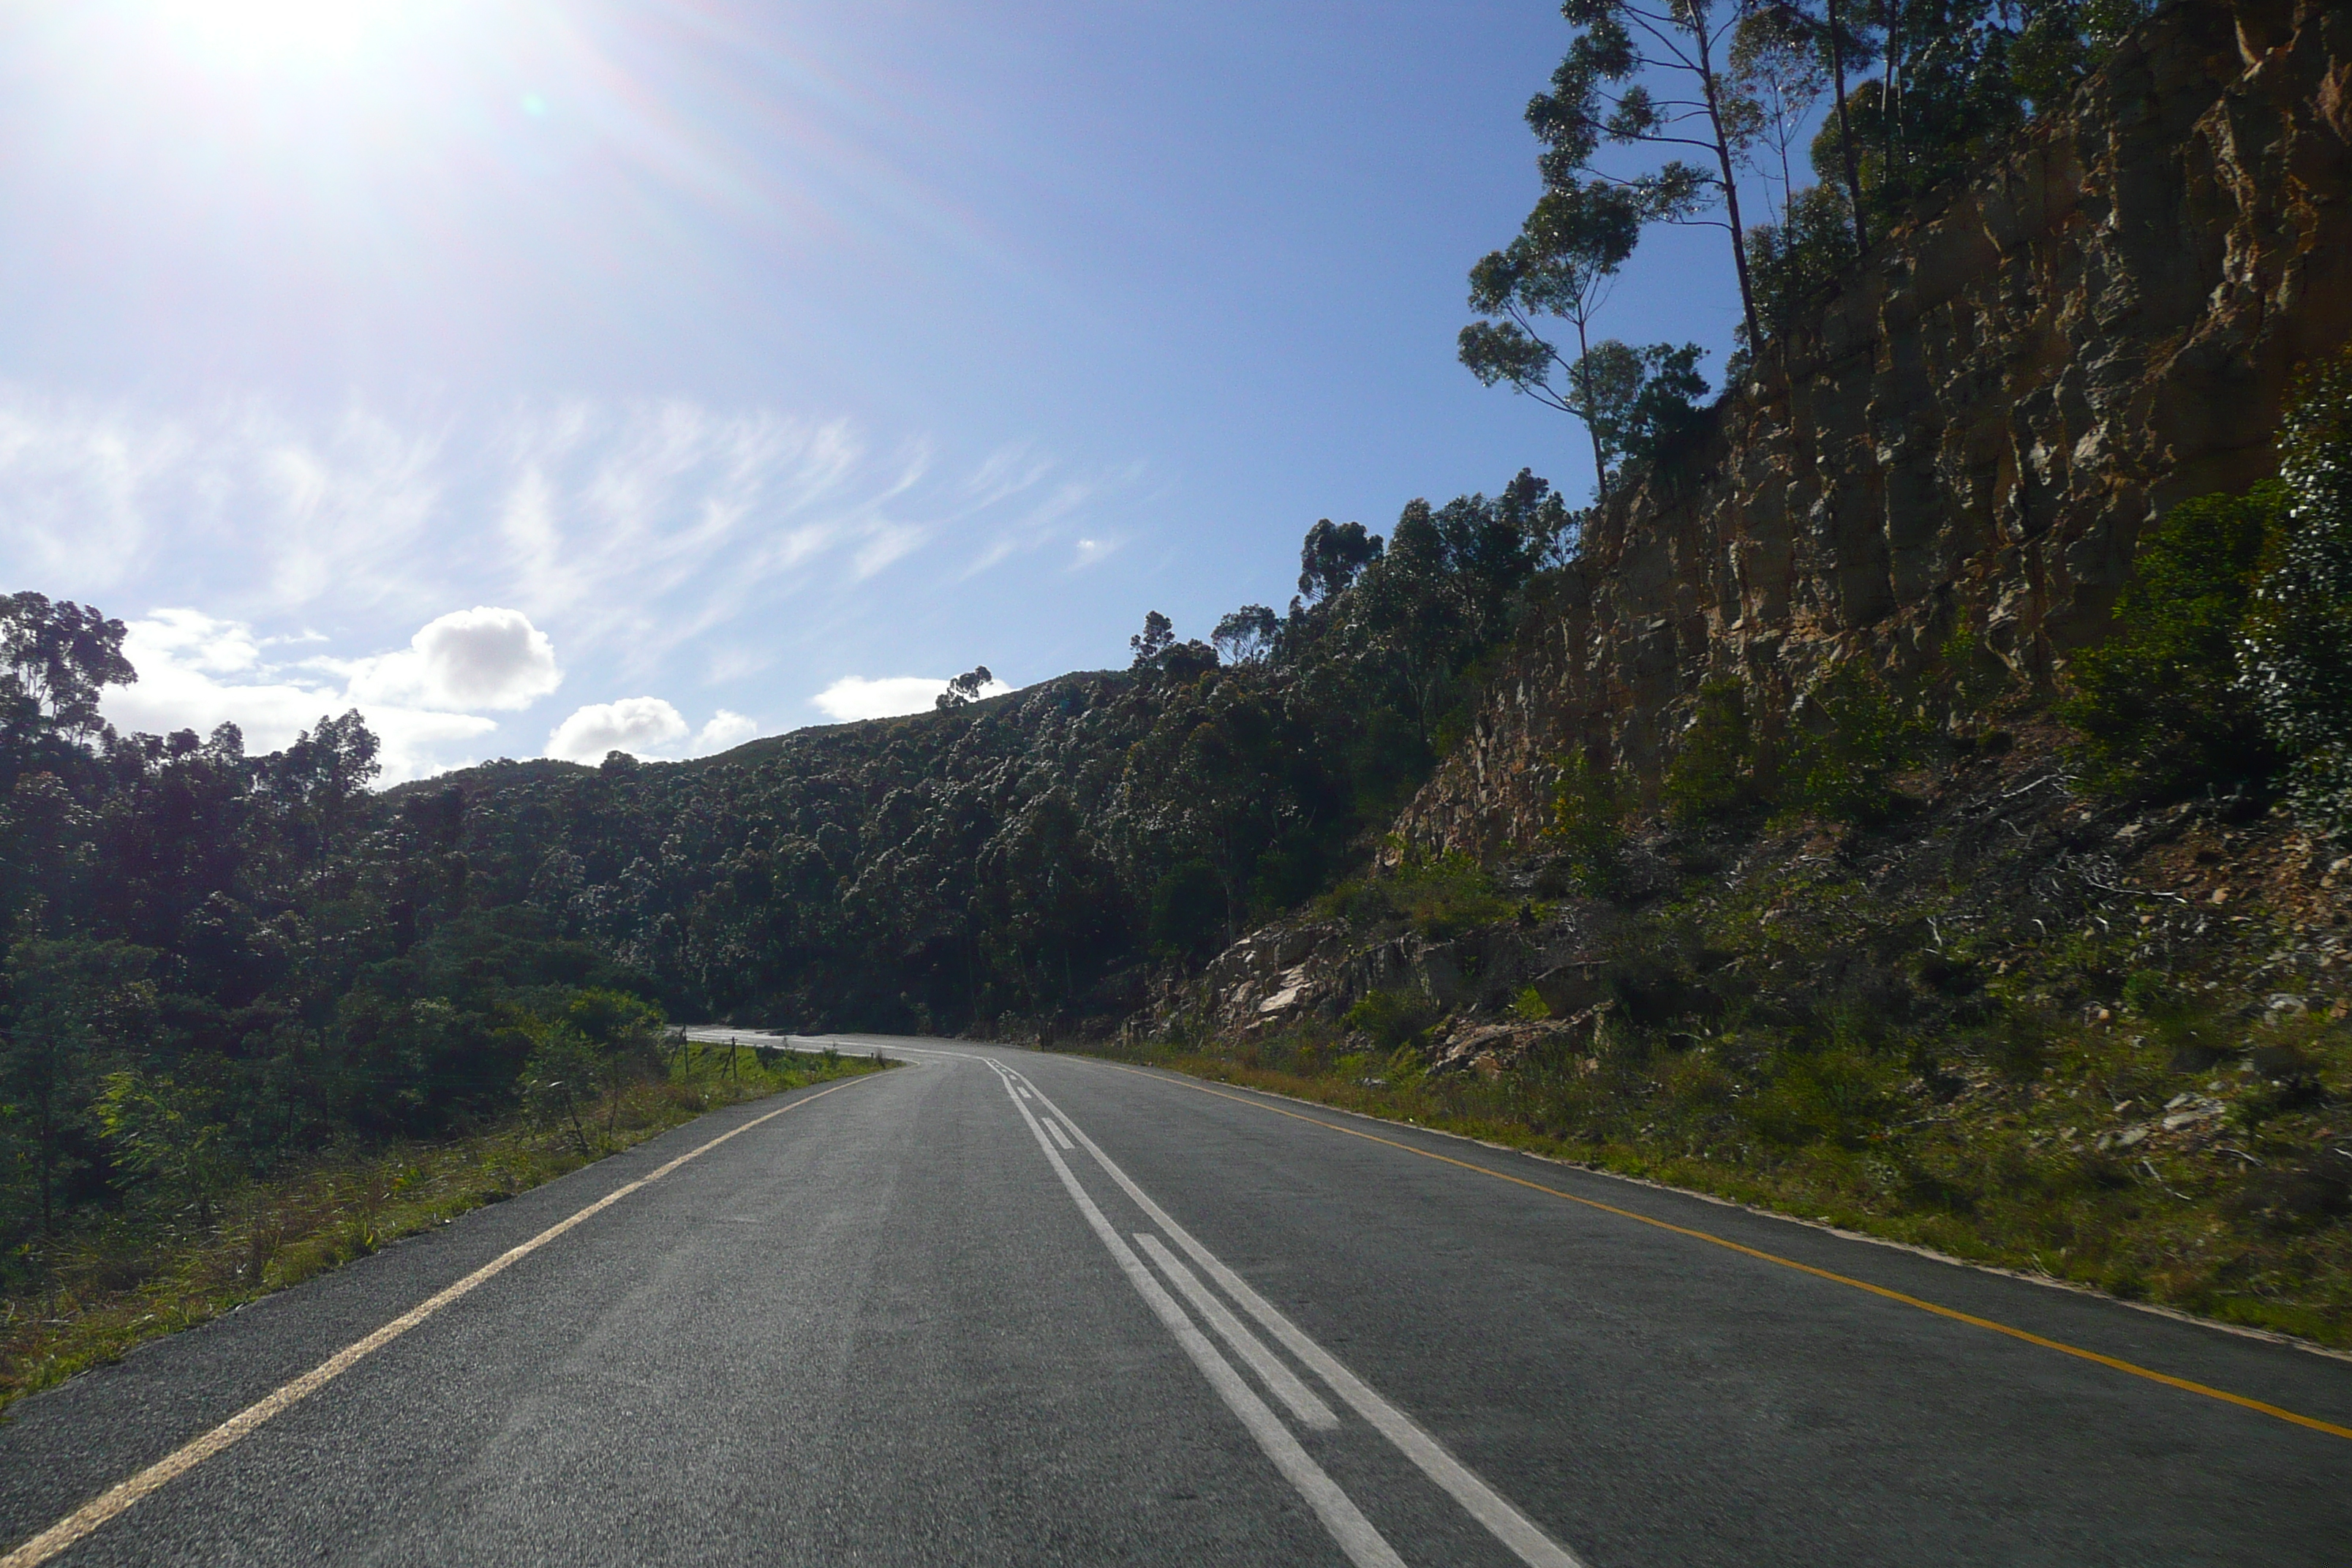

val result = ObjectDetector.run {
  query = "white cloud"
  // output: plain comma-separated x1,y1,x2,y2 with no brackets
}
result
545,696,687,761
0,390,1137,660
810,674,1011,722
340,606,561,711
105,608,499,781
7,388,1144,779
0,391,450,623
693,709,758,754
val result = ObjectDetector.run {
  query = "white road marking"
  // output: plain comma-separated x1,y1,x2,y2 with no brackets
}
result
1017,1086,1034,1100
0,1077,873,1568
702,1039,1585,1568
1040,1115,1077,1150
1011,1066,1586,1568
989,1065,1406,1568
1136,1232,1339,1433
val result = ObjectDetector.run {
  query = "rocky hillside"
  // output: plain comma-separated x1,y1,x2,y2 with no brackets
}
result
1398,0,2352,856
1112,0,2352,1346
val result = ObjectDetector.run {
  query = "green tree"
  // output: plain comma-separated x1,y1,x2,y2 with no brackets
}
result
1211,606,1279,666
2244,353,2352,833
1461,178,1647,500
1740,1,1874,249
1,937,157,1232
1545,752,1632,893
0,593,135,773
2060,487,2284,802
1782,659,1929,823
1575,340,1711,482
1128,611,1175,668
1662,676,1760,824
936,666,995,711
1730,3,1827,226
1297,521,1383,603
1530,0,1768,344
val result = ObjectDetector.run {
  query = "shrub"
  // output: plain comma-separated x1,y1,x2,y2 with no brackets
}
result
2059,485,2285,801
2244,351,2352,834
1543,753,1631,893
1343,988,1438,1051
1782,660,1929,824
1662,677,1760,825
1324,849,1515,938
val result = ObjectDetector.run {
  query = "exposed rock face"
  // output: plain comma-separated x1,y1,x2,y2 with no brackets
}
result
1398,0,2352,858
1186,914,1606,1038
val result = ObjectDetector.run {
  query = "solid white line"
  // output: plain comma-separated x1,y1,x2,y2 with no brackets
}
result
1136,1232,1339,1433
996,1079,1405,1568
1040,1116,1077,1151
0,1077,870,1568
1014,1071,1586,1568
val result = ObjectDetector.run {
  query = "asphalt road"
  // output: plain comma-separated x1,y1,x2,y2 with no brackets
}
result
4,1034,2349,1567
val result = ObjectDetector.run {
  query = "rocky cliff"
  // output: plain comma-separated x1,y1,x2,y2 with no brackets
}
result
1398,0,2352,858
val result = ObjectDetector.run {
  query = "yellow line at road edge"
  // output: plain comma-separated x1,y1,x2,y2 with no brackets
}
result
1101,1062,2352,1444
1,1074,876,1568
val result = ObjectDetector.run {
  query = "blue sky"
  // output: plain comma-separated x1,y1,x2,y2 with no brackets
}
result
0,0,1744,779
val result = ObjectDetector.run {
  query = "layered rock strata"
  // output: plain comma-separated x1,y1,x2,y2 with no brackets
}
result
1398,0,2352,857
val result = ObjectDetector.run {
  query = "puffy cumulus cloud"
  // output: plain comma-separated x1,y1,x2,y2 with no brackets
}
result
810,674,1012,723
545,697,688,762
693,709,758,755
104,609,497,780
342,606,560,711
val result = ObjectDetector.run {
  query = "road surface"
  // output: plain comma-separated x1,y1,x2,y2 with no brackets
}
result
3,1034,2348,1566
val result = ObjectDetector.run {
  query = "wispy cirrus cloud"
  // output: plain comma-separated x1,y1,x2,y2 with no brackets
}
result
1,385,1141,780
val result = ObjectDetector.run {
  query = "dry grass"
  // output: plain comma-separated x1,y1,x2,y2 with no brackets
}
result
0,1047,888,1414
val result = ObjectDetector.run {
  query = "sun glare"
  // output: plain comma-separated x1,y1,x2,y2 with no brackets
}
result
148,0,423,72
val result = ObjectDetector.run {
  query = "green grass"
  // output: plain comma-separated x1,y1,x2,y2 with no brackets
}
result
1104,1033,2352,1346
1104,848,2352,1349
0,1045,889,1414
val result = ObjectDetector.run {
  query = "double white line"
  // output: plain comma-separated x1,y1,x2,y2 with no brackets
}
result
985,1058,1584,1568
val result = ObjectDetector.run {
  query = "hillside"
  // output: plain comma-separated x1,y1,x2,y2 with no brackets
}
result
1116,0,2352,1344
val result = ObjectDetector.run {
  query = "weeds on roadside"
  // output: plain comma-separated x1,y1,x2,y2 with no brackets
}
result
1,1047,886,1413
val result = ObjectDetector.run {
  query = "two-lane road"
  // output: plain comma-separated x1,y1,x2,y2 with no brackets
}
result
4,1036,2348,1566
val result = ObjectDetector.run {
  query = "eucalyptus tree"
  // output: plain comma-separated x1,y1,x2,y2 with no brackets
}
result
1460,178,1644,501
1527,0,1766,345
1211,605,1279,666
935,666,994,710
1734,0,1875,250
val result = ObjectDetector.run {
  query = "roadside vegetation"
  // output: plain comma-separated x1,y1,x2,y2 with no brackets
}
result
1106,821,2352,1348
1104,353,2352,1349
1,1038,885,1414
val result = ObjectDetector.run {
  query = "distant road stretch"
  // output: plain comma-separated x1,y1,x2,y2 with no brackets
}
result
5,1034,2348,1567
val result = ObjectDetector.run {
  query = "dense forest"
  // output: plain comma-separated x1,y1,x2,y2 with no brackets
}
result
0,474,1561,1259
0,0,2217,1265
